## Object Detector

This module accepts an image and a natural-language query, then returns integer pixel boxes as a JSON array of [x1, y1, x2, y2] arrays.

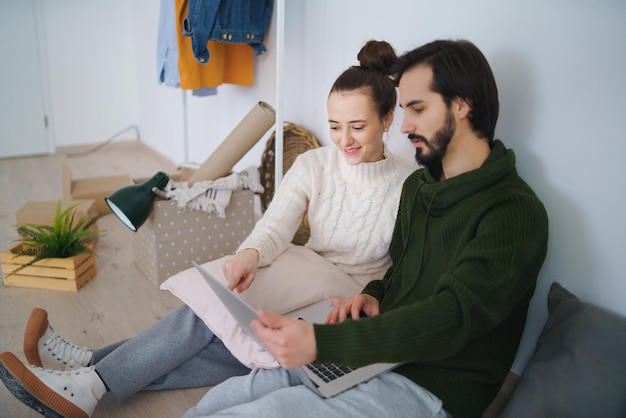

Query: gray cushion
[[499, 282, 626, 418]]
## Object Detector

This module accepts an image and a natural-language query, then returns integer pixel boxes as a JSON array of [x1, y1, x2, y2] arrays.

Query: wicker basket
[[259, 122, 321, 245]]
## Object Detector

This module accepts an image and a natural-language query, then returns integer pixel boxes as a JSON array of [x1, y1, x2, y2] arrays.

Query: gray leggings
[[93, 305, 250, 400]]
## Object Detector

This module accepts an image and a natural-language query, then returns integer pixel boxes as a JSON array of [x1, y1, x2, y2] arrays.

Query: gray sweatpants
[[182, 367, 451, 418], [93, 305, 250, 400]]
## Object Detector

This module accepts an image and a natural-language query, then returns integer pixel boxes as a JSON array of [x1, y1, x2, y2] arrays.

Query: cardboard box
[[16, 199, 100, 245], [63, 162, 132, 214], [133, 190, 255, 286], [16, 199, 97, 225]]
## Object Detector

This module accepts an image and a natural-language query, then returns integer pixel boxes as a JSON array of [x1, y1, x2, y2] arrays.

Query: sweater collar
[[417, 140, 516, 208], [336, 144, 406, 188]]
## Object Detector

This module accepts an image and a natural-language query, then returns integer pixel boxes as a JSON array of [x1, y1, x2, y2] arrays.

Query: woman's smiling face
[[327, 89, 390, 165]]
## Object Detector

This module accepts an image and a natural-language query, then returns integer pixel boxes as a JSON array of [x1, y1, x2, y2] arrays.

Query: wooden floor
[[0, 141, 210, 417]]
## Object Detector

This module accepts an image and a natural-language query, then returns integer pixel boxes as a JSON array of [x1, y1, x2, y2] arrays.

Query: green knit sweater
[[314, 140, 549, 418]]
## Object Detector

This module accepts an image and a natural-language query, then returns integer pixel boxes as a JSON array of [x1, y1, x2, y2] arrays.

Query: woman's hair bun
[[357, 40, 398, 76]]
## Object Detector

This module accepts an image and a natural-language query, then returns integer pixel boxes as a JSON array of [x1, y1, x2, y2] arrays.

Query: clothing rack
[[274, 0, 285, 188], [180, 0, 285, 191]]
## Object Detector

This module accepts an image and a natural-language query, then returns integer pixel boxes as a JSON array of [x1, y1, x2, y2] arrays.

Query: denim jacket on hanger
[[183, 0, 274, 64]]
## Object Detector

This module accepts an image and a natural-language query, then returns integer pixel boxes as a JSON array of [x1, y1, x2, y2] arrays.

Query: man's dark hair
[[394, 40, 499, 143]]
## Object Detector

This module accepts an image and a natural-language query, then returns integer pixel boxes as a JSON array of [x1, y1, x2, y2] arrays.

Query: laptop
[[192, 261, 399, 398]]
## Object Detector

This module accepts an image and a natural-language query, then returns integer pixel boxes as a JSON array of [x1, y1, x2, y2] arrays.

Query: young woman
[[0, 40, 415, 418]]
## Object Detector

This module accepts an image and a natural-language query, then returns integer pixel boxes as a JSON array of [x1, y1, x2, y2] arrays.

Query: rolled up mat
[[187, 101, 276, 184]]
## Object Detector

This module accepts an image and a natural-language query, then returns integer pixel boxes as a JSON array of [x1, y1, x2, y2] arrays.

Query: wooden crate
[[1, 245, 97, 291]]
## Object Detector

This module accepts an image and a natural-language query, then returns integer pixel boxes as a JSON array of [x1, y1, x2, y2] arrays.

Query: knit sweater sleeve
[[237, 152, 313, 266], [313, 187, 549, 368]]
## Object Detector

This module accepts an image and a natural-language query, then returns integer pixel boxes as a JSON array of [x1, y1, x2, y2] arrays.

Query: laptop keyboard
[[306, 363, 354, 382]]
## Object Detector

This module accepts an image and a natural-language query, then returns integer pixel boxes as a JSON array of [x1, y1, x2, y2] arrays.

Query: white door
[[0, 0, 53, 158]]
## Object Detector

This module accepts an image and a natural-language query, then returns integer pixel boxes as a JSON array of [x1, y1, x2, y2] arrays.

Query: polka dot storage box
[[133, 190, 255, 286]]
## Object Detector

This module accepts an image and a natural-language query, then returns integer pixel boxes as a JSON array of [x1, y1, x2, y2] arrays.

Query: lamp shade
[[105, 172, 170, 232]]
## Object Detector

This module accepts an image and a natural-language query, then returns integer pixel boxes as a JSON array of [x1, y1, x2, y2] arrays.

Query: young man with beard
[[181, 39, 549, 418]]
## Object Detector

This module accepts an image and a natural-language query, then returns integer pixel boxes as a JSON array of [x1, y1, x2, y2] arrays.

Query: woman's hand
[[325, 294, 380, 324], [222, 248, 259, 293]]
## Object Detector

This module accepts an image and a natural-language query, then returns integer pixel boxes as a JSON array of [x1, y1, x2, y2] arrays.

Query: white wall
[[130, 0, 185, 163], [35, 0, 626, 374], [42, 0, 139, 146]]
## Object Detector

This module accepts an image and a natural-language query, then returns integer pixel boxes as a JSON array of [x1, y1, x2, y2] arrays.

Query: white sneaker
[[0, 351, 106, 418], [23, 308, 93, 371]]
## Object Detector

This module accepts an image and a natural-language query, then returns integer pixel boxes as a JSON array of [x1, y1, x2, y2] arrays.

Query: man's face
[[398, 65, 455, 168]]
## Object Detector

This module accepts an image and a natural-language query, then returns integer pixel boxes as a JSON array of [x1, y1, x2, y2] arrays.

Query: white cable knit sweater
[[238, 146, 415, 287]]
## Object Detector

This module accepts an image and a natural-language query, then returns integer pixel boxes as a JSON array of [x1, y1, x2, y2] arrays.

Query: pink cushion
[[160, 245, 363, 368]]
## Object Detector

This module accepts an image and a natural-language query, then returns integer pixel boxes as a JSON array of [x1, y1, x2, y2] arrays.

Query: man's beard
[[411, 108, 456, 168]]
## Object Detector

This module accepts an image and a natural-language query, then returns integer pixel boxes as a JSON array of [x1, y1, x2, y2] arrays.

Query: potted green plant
[[1, 201, 105, 290]]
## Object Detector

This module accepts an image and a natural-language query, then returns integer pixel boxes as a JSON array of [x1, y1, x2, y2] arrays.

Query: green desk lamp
[[105, 172, 170, 232]]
